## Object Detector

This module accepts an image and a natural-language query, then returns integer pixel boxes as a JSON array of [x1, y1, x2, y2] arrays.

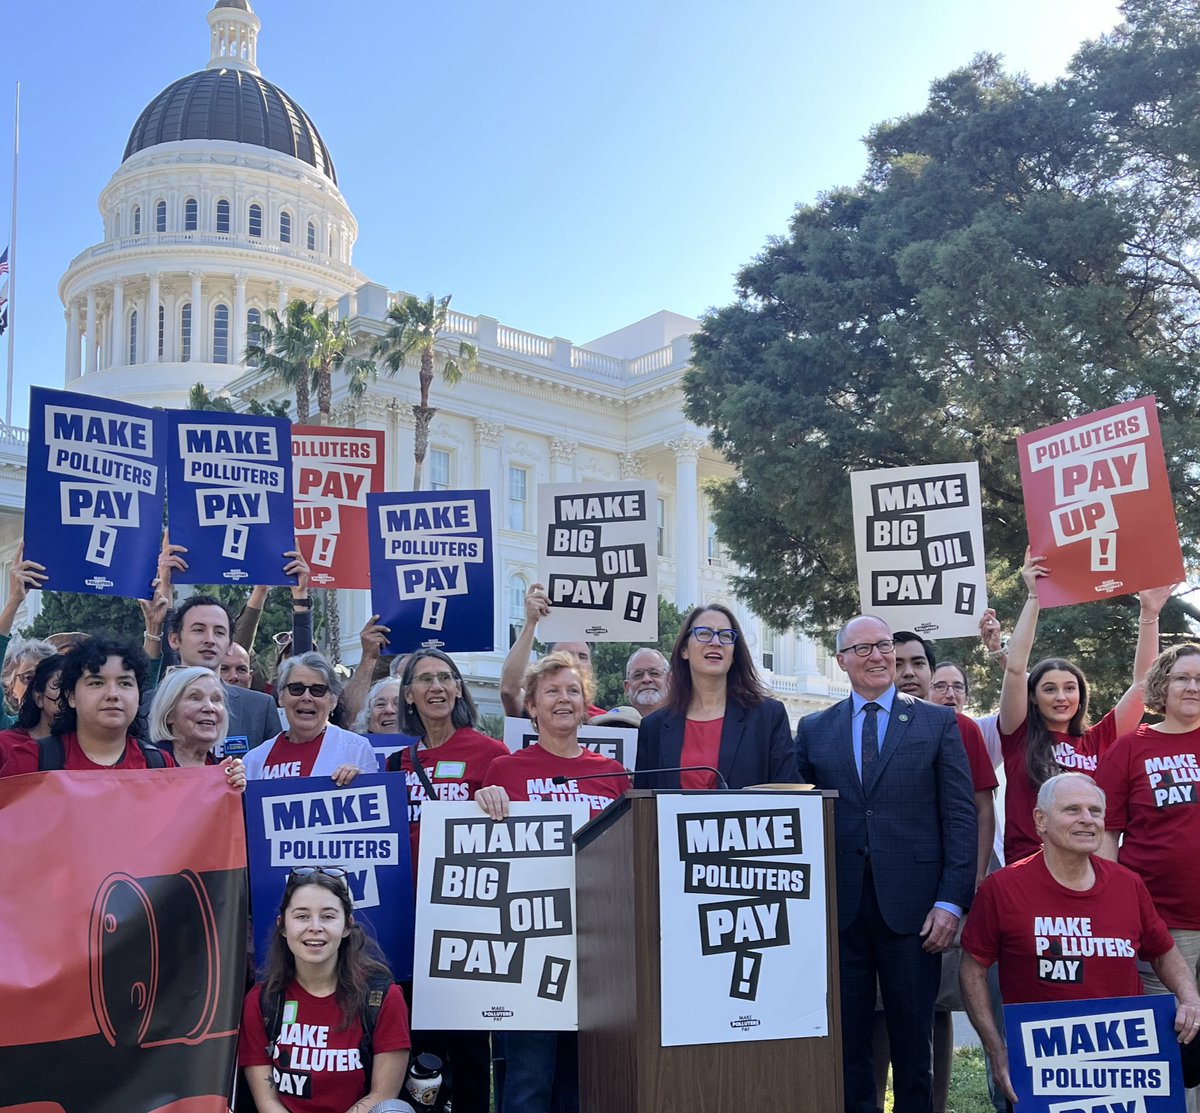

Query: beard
[[629, 686, 664, 709]]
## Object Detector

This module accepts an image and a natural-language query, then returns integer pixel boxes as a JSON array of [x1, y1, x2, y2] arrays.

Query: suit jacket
[[636, 698, 799, 789], [224, 681, 280, 748], [794, 690, 976, 935]]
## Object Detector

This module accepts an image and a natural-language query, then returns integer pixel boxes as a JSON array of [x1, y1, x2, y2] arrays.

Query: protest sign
[[850, 461, 987, 638], [24, 386, 165, 597], [536, 480, 658, 642], [502, 715, 638, 771], [0, 769, 247, 1113], [292, 425, 384, 589], [412, 800, 590, 1031], [167, 410, 295, 586], [367, 489, 494, 652], [1004, 993, 1183, 1112], [1018, 397, 1184, 606], [244, 774, 415, 979], [366, 731, 419, 772], [656, 792, 828, 1046]]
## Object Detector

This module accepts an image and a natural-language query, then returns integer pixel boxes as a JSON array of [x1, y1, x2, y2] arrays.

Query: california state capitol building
[[0, 0, 847, 721]]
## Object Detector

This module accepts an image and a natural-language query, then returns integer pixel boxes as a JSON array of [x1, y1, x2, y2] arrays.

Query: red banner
[[0, 769, 248, 1113], [292, 426, 386, 589], [1017, 396, 1184, 607]]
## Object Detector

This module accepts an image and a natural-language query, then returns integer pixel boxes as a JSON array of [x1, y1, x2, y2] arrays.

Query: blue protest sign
[[367, 490, 494, 652], [24, 387, 166, 597], [367, 732, 420, 772], [167, 411, 295, 585], [1005, 993, 1184, 1112], [245, 774, 415, 979]]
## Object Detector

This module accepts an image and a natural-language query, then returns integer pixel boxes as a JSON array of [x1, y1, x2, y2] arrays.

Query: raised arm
[[0, 543, 46, 637], [1111, 584, 1174, 734], [233, 585, 269, 650], [997, 549, 1045, 735], [499, 582, 550, 716], [338, 614, 390, 727]]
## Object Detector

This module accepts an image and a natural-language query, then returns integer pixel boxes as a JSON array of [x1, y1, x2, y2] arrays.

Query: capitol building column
[[66, 300, 81, 381], [109, 279, 125, 368], [666, 434, 706, 610], [85, 287, 97, 375]]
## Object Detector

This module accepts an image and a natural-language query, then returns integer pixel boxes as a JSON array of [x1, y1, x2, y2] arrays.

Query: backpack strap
[[409, 741, 439, 801], [136, 741, 168, 768], [35, 735, 66, 771], [358, 971, 393, 1083], [259, 984, 286, 1061]]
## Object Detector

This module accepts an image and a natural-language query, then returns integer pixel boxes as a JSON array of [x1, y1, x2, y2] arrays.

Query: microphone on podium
[[550, 765, 730, 790]]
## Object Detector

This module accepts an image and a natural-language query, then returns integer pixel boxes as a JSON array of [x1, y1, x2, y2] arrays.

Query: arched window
[[128, 309, 138, 365], [306, 221, 316, 251], [213, 304, 230, 364], [131, 205, 141, 235], [184, 197, 198, 231], [181, 303, 192, 362], [279, 211, 291, 243], [216, 199, 231, 234], [248, 203, 263, 238], [157, 304, 165, 360], [246, 307, 262, 366], [155, 200, 167, 232]]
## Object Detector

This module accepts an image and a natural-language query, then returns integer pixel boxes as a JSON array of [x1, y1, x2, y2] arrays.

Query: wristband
[[144, 631, 162, 641], [291, 596, 313, 609]]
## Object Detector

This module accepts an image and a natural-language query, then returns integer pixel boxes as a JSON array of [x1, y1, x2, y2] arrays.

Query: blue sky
[[1, 0, 1120, 425]]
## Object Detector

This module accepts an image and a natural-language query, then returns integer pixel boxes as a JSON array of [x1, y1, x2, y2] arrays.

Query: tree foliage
[[22, 593, 144, 645], [684, 1, 1200, 711], [188, 382, 290, 418]]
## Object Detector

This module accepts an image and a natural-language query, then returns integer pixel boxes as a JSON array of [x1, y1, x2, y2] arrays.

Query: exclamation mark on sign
[[624, 591, 647, 623], [422, 596, 447, 630], [537, 956, 571, 1002], [955, 582, 976, 616], [1092, 534, 1117, 573], [729, 950, 762, 1001], [312, 534, 336, 567], [223, 525, 248, 560], [87, 525, 118, 567]]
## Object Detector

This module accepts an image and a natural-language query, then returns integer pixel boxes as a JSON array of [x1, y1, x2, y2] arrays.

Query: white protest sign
[[850, 461, 987, 639], [536, 480, 658, 642], [413, 799, 590, 1031], [657, 793, 829, 1046], [501, 716, 638, 771]]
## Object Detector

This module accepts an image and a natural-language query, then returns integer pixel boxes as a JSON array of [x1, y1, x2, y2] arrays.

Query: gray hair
[[1036, 771, 1105, 813], [625, 647, 669, 679], [3, 637, 58, 693], [353, 678, 401, 734], [277, 652, 343, 700], [149, 666, 225, 742]]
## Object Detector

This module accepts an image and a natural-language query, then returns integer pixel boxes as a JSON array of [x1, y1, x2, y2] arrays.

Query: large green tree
[[685, 1, 1200, 710], [372, 294, 478, 489]]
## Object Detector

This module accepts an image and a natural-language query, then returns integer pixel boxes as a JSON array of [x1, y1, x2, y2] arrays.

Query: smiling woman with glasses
[[242, 651, 376, 786], [634, 602, 798, 791]]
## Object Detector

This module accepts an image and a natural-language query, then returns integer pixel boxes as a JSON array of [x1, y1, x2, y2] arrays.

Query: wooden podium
[[574, 789, 842, 1112]]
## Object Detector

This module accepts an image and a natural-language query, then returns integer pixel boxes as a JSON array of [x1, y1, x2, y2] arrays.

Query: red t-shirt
[[680, 718, 722, 790], [958, 713, 998, 794], [483, 744, 627, 817], [394, 727, 509, 869], [1000, 710, 1118, 862], [0, 732, 177, 776], [257, 731, 326, 780], [1095, 723, 1200, 929], [962, 852, 1172, 1005], [238, 981, 411, 1113]]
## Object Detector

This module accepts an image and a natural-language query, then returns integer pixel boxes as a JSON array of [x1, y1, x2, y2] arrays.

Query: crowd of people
[[6, 543, 1200, 1113]]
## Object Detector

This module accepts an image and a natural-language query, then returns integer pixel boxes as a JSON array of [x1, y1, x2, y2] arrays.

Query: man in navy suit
[[795, 615, 976, 1113]]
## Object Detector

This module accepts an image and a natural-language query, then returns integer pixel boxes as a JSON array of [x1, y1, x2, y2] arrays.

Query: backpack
[[35, 735, 169, 770], [260, 970, 393, 1082]]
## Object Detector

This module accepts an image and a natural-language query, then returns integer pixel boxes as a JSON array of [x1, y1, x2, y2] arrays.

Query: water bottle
[[403, 1051, 443, 1107]]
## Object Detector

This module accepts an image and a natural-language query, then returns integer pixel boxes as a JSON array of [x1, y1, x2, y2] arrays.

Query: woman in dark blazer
[[636, 603, 798, 789]]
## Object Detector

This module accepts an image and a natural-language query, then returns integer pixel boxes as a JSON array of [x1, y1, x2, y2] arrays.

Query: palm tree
[[244, 299, 375, 424], [372, 293, 477, 489]]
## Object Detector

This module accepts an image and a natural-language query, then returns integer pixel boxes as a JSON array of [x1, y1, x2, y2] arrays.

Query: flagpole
[[6, 81, 18, 428]]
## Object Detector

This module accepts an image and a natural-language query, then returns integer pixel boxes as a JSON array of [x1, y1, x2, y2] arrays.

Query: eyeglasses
[[290, 866, 347, 881], [412, 671, 455, 686], [273, 631, 293, 648], [690, 627, 739, 645], [930, 681, 966, 694], [1168, 674, 1200, 688], [284, 682, 330, 698], [840, 640, 895, 657], [629, 668, 666, 681], [370, 696, 399, 709], [14, 670, 36, 687]]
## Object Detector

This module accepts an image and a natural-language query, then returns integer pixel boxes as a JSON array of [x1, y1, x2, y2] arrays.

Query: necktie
[[861, 701, 880, 785]]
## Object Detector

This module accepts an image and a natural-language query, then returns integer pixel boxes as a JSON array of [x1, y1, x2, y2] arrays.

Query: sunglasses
[[284, 682, 330, 698], [290, 866, 347, 881]]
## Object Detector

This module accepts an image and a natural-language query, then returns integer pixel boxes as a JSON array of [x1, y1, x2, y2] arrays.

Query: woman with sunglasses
[[997, 548, 1172, 863], [635, 603, 798, 789], [243, 652, 376, 785], [239, 866, 411, 1113]]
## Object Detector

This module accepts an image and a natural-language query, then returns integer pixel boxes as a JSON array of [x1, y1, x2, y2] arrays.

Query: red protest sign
[[1017, 396, 1183, 607], [292, 426, 385, 589], [0, 768, 248, 1112]]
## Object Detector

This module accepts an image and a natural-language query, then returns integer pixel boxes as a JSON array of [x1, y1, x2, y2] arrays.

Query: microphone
[[550, 765, 730, 790]]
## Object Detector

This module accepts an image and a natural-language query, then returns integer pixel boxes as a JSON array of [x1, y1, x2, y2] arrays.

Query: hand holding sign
[[8, 542, 47, 602], [283, 549, 309, 593], [1022, 547, 1049, 601]]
